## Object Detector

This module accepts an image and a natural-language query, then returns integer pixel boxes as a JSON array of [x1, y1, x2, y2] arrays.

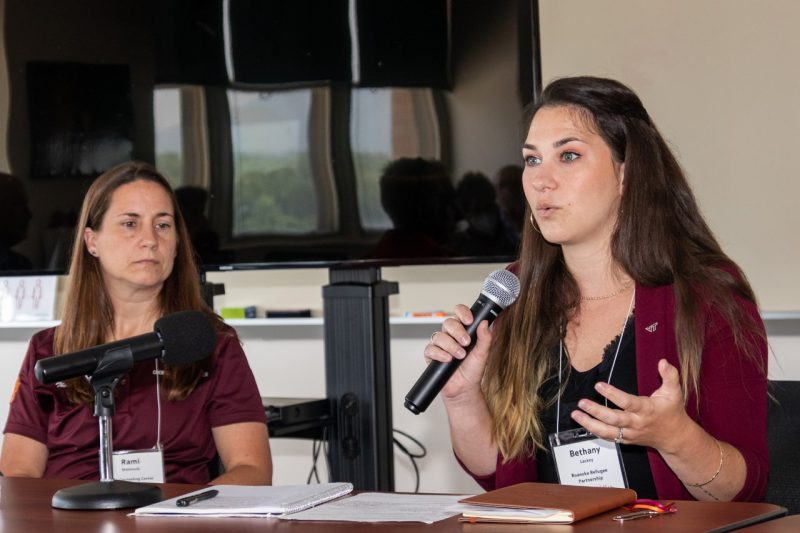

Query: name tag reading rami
[[550, 430, 627, 489], [112, 448, 165, 483]]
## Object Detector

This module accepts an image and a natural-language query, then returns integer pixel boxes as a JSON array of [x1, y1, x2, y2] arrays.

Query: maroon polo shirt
[[5, 326, 267, 483]]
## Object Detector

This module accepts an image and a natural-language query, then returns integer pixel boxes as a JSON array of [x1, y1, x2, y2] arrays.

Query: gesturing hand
[[570, 359, 690, 453]]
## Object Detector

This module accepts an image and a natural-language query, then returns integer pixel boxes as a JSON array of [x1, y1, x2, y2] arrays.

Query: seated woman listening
[[0, 161, 272, 485]]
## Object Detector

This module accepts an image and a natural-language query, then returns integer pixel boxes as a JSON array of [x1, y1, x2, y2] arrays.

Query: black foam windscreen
[[155, 311, 216, 366]]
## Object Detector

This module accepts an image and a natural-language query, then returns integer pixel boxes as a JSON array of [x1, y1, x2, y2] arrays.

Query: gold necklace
[[580, 279, 634, 301]]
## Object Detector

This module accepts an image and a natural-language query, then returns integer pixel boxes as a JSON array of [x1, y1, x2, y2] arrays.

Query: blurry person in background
[[175, 186, 224, 265], [452, 171, 516, 256], [364, 157, 459, 259], [493, 164, 526, 249]]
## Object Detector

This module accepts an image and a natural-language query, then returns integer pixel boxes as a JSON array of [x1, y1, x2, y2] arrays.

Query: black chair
[[764, 380, 800, 514], [207, 453, 224, 480]]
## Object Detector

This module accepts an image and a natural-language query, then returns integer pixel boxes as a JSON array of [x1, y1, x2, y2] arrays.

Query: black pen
[[176, 489, 219, 507]]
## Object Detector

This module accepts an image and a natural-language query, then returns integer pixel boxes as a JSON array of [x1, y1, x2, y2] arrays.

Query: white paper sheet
[[280, 492, 471, 523], [133, 483, 353, 517]]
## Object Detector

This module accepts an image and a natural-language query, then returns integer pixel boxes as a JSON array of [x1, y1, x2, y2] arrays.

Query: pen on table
[[176, 489, 219, 507]]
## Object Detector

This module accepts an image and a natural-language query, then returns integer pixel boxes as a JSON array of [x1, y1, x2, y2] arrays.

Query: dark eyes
[[120, 220, 172, 230]]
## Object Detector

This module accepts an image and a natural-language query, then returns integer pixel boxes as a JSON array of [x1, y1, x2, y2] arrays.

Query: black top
[[535, 316, 659, 499]]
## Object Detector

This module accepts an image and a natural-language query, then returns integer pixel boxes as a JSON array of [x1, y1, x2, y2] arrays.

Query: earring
[[529, 213, 541, 235], [89, 249, 97, 256]]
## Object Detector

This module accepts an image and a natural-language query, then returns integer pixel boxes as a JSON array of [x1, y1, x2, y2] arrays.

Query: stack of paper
[[133, 483, 353, 517]]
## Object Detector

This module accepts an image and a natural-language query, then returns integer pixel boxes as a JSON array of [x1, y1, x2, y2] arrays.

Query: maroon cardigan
[[462, 282, 769, 501]]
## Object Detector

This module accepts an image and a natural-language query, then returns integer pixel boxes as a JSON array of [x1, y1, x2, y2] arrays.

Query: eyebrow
[[523, 136, 585, 151], [115, 212, 174, 218]]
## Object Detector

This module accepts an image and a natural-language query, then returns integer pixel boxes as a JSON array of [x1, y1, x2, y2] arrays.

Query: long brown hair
[[484, 76, 765, 460], [54, 161, 226, 404]]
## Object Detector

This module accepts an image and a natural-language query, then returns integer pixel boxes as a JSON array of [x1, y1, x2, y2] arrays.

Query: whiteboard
[[538, 0, 800, 312]]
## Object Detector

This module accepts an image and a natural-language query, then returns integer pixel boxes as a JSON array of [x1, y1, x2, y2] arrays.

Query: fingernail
[[595, 382, 606, 392], [457, 349, 466, 358], [461, 336, 470, 345]]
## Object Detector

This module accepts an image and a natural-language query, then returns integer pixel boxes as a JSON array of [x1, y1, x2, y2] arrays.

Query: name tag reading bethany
[[549, 428, 627, 488], [112, 448, 165, 483]]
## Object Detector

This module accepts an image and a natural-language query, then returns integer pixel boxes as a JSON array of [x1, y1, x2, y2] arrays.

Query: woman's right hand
[[426, 305, 499, 476], [424, 304, 494, 402]]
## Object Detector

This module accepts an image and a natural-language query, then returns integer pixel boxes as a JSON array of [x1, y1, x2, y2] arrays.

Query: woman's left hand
[[570, 358, 689, 453]]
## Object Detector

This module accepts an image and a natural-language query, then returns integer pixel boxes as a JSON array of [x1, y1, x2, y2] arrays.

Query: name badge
[[549, 428, 628, 488], [112, 448, 165, 483]]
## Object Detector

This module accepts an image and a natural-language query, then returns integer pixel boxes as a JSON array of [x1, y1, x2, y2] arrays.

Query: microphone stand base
[[51, 480, 164, 510]]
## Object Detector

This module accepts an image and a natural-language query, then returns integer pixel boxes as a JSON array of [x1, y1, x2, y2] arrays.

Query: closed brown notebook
[[459, 482, 637, 524]]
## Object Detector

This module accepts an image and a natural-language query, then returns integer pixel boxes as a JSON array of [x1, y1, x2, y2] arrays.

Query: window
[[155, 85, 444, 245], [154, 88, 183, 188], [153, 86, 210, 190], [350, 88, 443, 231], [227, 88, 335, 236]]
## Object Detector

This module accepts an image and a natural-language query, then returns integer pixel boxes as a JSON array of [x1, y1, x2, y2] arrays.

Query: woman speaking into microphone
[[0, 161, 272, 485], [424, 77, 767, 502]]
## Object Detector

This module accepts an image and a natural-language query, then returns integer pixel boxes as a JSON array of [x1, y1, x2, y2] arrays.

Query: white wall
[[0, 264, 504, 494], [206, 266, 800, 491], [538, 0, 800, 312], [204, 264, 503, 492], [1, 264, 797, 494]]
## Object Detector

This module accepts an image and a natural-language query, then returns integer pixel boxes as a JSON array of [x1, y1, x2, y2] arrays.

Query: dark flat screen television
[[0, 0, 537, 276]]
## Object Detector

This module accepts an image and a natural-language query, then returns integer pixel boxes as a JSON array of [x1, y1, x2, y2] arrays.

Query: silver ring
[[430, 331, 438, 343], [614, 427, 624, 444]]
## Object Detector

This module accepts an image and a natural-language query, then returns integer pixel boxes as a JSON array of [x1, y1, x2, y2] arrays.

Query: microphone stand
[[51, 346, 164, 509]]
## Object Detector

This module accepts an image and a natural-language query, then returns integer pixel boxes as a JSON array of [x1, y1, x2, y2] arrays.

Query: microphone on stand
[[404, 269, 520, 414], [35, 310, 216, 384], [39, 310, 217, 510]]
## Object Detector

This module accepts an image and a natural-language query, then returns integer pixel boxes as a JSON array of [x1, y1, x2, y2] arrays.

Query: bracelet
[[687, 438, 724, 488]]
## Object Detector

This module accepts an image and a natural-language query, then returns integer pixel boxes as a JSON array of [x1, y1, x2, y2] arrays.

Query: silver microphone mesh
[[481, 269, 521, 309]]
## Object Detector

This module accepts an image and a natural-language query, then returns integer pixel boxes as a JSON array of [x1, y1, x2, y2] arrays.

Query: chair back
[[765, 380, 800, 514], [207, 453, 224, 480]]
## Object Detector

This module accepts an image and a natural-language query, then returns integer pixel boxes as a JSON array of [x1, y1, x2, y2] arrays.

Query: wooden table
[[738, 514, 800, 531], [0, 477, 787, 532]]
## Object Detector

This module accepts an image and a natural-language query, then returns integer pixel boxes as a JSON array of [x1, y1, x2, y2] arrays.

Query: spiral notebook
[[133, 483, 353, 517]]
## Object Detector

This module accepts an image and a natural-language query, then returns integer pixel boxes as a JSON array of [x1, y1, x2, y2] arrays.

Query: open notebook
[[133, 483, 353, 517]]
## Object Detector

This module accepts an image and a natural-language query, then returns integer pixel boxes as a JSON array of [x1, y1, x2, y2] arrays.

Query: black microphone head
[[155, 311, 216, 365], [481, 269, 521, 309]]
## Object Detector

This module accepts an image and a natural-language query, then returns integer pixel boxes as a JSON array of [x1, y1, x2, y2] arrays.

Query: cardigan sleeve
[[455, 449, 539, 492], [635, 282, 768, 501], [695, 299, 769, 501]]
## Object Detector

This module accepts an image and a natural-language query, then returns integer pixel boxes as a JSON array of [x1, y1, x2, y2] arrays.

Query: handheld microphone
[[404, 269, 520, 414], [34, 310, 217, 385]]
